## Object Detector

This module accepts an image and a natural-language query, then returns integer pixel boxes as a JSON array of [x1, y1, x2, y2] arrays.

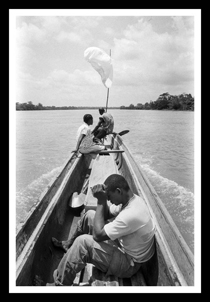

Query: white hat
[[69, 192, 86, 208]]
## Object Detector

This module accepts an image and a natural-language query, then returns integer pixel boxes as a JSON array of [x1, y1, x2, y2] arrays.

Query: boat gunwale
[[16, 152, 82, 260], [16, 152, 85, 280], [15, 134, 194, 287], [116, 135, 194, 286]]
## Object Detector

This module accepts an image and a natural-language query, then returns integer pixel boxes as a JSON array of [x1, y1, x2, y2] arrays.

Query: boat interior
[[16, 135, 193, 286]]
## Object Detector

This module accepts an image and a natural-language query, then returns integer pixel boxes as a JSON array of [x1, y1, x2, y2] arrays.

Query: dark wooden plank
[[85, 154, 119, 210], [130, 270, 147, 286], [99, 150, 124, 154]]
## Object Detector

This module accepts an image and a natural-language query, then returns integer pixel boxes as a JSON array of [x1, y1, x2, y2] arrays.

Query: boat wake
[[16, 155, 195, 252], [136, 158, 194, 253], [16, 166, 62, 232]]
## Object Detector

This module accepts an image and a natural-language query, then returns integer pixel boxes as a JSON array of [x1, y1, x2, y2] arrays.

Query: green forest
[[16, 92, 194, 111], [120, 93, 194, 111]]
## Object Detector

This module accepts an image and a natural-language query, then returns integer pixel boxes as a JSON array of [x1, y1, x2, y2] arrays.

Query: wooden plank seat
[[99, 149, 124, 155], [84, 153, 119, 211]]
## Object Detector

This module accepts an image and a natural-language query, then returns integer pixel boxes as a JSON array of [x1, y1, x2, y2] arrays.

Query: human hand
[[91, 184, 107, 202]]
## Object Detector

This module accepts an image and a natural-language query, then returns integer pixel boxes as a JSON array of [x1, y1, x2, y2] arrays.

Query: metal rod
[[105, 49, 111, 112], [105, 88, 109, 112]]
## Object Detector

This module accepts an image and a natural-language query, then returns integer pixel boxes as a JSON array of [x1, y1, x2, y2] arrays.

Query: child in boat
[[48, 174, 156, 286], [92, 108, 114, 142], [72, 114, 105, 155]]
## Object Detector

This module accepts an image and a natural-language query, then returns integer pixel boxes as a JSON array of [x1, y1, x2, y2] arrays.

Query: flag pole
[[105, 88, 109, 112], [105, 49, 111, 112]]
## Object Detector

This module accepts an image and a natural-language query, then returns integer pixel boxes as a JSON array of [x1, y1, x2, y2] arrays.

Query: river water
[[16, 109, 194, 252]]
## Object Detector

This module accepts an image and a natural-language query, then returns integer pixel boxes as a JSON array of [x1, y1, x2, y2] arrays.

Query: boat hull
[[16, 134, 194, 286]]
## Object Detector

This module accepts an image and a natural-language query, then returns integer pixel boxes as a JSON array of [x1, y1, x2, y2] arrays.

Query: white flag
[[84, 47, 113, 88]]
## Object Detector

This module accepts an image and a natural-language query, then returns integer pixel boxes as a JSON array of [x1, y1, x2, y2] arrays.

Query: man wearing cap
[[92, 108, 114, 141]]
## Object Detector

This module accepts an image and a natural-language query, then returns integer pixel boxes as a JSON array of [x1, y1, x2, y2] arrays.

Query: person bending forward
[[48, 174, 156, 286]]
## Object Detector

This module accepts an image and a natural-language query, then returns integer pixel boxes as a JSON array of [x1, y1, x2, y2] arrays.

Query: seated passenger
[[72, 114, 105, 155]]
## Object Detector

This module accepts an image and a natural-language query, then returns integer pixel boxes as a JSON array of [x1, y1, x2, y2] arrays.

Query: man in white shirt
[[47, 174, 156, 286], [73, 114, 93, 152], [72, 114, 105, 154]]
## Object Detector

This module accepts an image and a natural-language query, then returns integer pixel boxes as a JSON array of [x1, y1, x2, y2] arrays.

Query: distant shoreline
[[16, 107, 194, 111], [15, 92, 194, 111]]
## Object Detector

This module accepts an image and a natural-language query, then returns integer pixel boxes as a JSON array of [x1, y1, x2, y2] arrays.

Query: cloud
[[70, 16, 102, 29], [16, 22, 46, 46], [55, 31, 82, 43], [46, 69, 101, 86], [39, 16, 62, 34], [111, 17, 194, 91], [16, 16, 94, 47], [16, 65, 107, 106], [16, 44, 38, 75], [55, 28, 93, 46], [171, 16, 194, 35], [14, 16, 195, 106], [95, 40, 112, 53], [104, 27, 115, 35], [54, 16, 102, 45]]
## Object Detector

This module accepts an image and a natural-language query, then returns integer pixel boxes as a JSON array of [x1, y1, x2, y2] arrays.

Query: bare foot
[[51, 237, 68, 252]]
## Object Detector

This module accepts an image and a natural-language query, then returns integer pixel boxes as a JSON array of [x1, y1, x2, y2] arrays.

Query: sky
[[11, 9, 200, 108]]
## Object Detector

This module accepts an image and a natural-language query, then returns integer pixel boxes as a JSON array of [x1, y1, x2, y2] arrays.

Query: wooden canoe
[[16, 133, 194, 286]]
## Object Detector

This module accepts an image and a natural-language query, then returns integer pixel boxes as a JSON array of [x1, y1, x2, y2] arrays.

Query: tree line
[[120, 93, 194, 111], [16, 101, 79, 111], [16, 93, 194, 111], [16, 101, 119, 111]]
